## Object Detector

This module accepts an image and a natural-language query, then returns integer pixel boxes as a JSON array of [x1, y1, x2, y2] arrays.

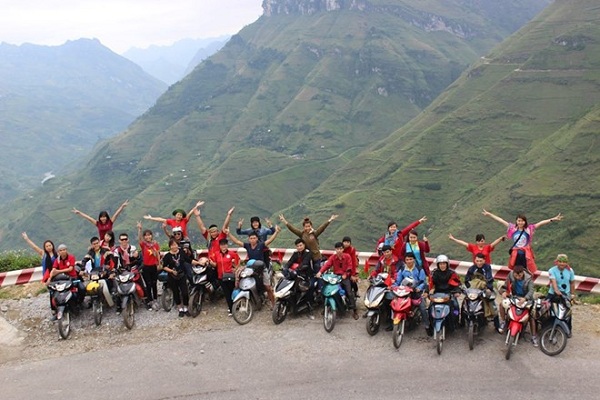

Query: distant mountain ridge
[[0, 39, 167, 202]]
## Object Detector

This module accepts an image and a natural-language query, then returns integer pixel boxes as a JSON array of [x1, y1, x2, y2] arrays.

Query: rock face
[[262, 0, 367, 16]]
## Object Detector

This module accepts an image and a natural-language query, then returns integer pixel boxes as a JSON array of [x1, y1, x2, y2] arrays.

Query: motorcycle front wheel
[[468, 321, 475, 351], [161, 286, 173, 312], [232, 297, 253, 325], [323, 303, 336, 333], [436, 327, 444, 355], [188, 290, 203, 318], [366, 312, 380, 336], [272, 300, 287, 324], [58, 310, 71, 339], [93, 298, 102, 326], [540, 325, 568, 356], [392, 320, 405, 349], [505, 334, 516, 360], [123, 300, 135, 330]]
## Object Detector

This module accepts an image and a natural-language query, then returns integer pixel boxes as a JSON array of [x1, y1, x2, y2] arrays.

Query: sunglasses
[[119, 238, 128, 241]]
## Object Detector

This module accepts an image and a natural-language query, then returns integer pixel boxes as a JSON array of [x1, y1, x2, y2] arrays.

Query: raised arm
[[534, 213, 563, 228], [193, 208, 207, 235], [314, 214, 338, 237], [265, 225, 282, 246], [21, 232, 43, 256], [490, 235, 506, 249], [136, 221, 143, 244], [481, 209, 509, 227], [72, 208, 97, 225], [186, 200, 204, 222], [143, 214, 167, 223], [448, 233, 468, 248], [279, 214, 302, 237], [398, 216, 426, 238], [112, 200, 129, 223], [226, 228, 244, 247], [222, 207, 235, 232]]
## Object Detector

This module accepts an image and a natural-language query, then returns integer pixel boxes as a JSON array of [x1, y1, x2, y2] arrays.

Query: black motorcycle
[[48, 273, 82, 339], [272, 266, 314, 324], [188, 261, 212, 318]]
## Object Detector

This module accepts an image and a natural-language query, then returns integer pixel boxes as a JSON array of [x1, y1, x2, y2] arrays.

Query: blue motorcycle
[[321, 273, 349, 333]]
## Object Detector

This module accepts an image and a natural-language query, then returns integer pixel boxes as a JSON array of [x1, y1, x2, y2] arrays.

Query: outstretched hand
[[419, 216, 427, 223]]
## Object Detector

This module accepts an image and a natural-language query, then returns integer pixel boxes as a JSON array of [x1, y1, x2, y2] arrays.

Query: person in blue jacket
[[394, 252, 429, 331]]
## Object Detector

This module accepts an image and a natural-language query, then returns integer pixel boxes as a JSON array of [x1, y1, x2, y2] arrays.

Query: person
[[21, 232, 57, 278], [137, 222, 161, 311], [482, 209, 563, 273], [144, 201, 203, 239], [72, 200, 129, 238], [376, 216, 427, 258], [448, 233, 505, 264], [81, 236, 110, 271], [394, 252, 429, 331], [464, 253, 498, 327], [398, 230, 431, 276], [283, 238, 316, 319], [209, 238, 241, 316], [426, 254, 461, 335], [44, 244, 86, 306], [227, 226, 282, 307], [100, 230, 116, 251], [498, 264, 537, 346], [370, 245, 400, 286], [236, 216, 276, 242], [316, 242, 359, 320], [108, 233, 144, 311], [547, 253, 575, 334], [161, 238, 190, 317], [194, 205, 234, 254], [342, 236, 360, 297], [279, 213, 338, 273]]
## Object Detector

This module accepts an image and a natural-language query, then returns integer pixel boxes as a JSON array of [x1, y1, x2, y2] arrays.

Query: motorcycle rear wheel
[[188, 290, 203, 318], [392, 320, 405, 349], [272, 301, 287, 324], [93, 298, 102, 326], [58, 311, 71, 340], [323, 303, 336, 333], [123, 300, 135, 330], [468, 321, 475, 351], [540, 325, 567, 356], [366, 312, 380, 336], [505, 334, 516, 360], [161, 287, 174, 312], [232, 297, 254, 325]]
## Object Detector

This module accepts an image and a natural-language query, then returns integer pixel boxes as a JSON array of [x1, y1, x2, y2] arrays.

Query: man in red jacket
[[316, 242, 359, 319]]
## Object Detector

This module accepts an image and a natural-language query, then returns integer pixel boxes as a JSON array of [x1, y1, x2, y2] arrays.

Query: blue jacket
[[464, 263, 494, 291], [394, 265, 427, 292], [236, 226, 276, 242]]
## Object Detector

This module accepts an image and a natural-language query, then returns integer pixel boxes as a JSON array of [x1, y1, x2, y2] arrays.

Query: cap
[[172, 226, 183, 234], [172, 208, 187, 218], [57, 244, 67, 250], [250, 216, 260, 223], [556, 254, 569, 263]]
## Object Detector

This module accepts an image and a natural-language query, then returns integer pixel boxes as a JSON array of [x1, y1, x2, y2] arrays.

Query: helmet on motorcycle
[[246, 259, 256, 267], [198, 257, 209, 266], [86, 281, 100, 294]]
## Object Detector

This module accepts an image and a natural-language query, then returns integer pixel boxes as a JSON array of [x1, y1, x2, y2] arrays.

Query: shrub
[[0, 250, 41, 273]]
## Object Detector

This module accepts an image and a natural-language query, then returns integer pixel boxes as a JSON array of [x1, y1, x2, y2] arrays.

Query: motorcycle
[[390, 279, 423, 349], [535, 295, 572, 356], [429, 292, 458, 355], [232, 260, 267, 325], [272, 267, 313, 324], [504, 296, 533, 360], [85, 266, 114, 326], [321, 273, 349, 333], [188, 261, 213, 318], [363, 272, 390, 336], [158, 270, 174, 311], [48, 273, 82, 339], [115, 265, 144, 329], [461, 288, 493, 350]]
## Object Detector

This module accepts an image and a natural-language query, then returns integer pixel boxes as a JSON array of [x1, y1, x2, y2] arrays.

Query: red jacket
[[376, 219, 421, 258], [319, 253, 353, 276], [44, 254, 77, 282], [343, 246, 358, 276]]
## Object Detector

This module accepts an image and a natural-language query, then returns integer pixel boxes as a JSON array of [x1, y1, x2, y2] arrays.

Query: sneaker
[[353, 310, 360, 320], [178, 310, 185, 318], [307, 312, 315, 320], [49, 315, 57, 322], [531, 335, 539, 347], [498, 321, 506, 334], [147, 303, 153, 311], [385, 325, 393, 332], [426, 326, 433, 337], [228, 309, 233, 317]]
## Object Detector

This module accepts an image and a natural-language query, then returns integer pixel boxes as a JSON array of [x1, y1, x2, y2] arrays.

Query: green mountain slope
[[293, 0, 600, 277], [0, 0, 548, 257]]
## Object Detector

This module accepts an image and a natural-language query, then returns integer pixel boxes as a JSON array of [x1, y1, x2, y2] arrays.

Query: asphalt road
[[1, 309, 599, 400]]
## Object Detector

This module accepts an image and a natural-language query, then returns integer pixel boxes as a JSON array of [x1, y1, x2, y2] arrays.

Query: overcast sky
[[0, 0, 264, 54]]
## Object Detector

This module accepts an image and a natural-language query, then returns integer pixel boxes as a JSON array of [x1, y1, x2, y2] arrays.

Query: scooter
[[321, 273, 349, 333], [115, 265, 144, 329], [188, 261, 213, 318], [429, 292, 458, 355], [158, 271, 174, 311], [364, 272, 390, 336], [232, 260, 266, 325], [48, 273, 81, 339], [85, 266, 114, 326], [504, 296, 533, 360], [390, 279, 423, 349], [461, 288, 493, 350], [535, 294, 572, 356], [272, 267, 314, 324]]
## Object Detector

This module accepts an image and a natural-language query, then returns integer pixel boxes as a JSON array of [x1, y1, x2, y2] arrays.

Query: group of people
[[20, 200, 574, 345]]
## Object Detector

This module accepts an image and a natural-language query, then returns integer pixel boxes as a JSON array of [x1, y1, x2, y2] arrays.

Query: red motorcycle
[[504, 296, 533, 360], [390, 280, 423, 349]]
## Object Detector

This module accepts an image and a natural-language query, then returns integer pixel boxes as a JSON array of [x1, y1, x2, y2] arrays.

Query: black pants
[[220, 279, 235, 312], [142, 265, 158, 301], [341, 277, 356, 310], [168, 274, 189, 307]]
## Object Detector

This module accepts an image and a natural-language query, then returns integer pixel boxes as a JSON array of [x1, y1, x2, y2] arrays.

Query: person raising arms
[[72, 200, 129, 238], [21, 232, 57, 277], [482, 209, 563, 273], [376, 216, 427, 258], [143, 201, 204, 239], [448, 233, 505, 264]]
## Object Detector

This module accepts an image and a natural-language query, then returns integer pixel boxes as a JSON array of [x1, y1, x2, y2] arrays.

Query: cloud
[[0, 0, 263, 53]]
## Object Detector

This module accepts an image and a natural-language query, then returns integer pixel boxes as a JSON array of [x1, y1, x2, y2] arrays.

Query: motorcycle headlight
[[55, 283, 66, 291], [118, 274, 129, 283], [467, 292, 479, 300], [91, 274, 100, 280], [240, 268, 253, 278]]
